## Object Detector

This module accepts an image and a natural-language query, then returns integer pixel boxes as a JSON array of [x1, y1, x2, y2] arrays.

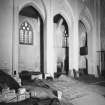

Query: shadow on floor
[[75, 74, 105, 86]]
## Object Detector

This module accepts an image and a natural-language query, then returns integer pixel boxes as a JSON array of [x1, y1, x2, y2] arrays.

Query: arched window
[[19, 21, 33, 45]]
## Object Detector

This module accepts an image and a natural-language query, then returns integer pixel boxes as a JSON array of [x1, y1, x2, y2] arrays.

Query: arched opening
[[53, 14, 69, 76], [18, 6, 44, 74], [79, 20, 88, 76]]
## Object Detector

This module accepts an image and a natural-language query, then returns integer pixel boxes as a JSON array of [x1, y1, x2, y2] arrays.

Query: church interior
[[0, 0, 105, 105]]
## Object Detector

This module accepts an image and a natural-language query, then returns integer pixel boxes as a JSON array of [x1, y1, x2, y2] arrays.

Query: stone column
[[69, 33, 74, 76], [72, 16, 79, 77], [12, 0, 19, 77], [44, 0, 56, 77]]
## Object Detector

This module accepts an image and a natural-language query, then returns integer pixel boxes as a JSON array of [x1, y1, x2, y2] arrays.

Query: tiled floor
[[46, 75, 105, 105]]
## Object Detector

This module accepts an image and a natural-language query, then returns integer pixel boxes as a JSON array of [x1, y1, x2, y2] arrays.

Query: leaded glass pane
[[19, 21, 33, 45]]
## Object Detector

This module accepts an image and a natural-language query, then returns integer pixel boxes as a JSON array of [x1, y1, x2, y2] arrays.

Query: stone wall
[[0, 0, 13, 74], [0, 0, 101, 77], [18, 15, 40, 73], [101, 0, 105, 50]]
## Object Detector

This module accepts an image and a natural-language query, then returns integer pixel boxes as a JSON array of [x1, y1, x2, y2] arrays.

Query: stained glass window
[[19, 21, 33, 45]]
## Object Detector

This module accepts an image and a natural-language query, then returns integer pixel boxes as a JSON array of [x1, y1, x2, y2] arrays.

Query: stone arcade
[[0, 0, 104, 78]]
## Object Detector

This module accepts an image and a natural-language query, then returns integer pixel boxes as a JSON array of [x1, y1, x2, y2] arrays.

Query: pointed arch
[[18, 1, 45, 22], [79, 6, 94, 33], [53, 0, 74, 36], [79, 6, 94, 75], [18, 3, 44, 74]]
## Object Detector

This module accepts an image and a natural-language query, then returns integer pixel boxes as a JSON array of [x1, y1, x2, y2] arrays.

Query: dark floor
[[75, 74, 105, 85], [96, 82, 105, 87]]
